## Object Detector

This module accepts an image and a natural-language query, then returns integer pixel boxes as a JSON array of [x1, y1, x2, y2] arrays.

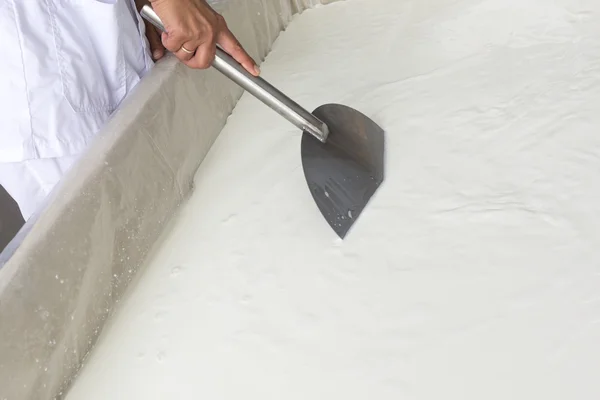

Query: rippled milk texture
[[67, 0, 600, 398]]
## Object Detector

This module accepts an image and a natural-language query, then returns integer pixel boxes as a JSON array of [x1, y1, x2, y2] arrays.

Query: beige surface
[[0, 1, 336, 398]]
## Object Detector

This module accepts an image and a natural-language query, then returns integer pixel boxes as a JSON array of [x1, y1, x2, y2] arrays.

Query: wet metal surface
[[301, 104, 385, 239]]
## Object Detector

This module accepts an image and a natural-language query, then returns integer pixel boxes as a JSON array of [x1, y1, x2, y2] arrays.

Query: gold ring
[[180, 45, 194, 54]]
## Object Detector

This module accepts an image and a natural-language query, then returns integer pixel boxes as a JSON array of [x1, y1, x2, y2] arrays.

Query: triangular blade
[[301, 104, 385, 239]]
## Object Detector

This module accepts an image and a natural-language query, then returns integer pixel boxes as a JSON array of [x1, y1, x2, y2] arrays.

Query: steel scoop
[[142, 5, 385, 238]]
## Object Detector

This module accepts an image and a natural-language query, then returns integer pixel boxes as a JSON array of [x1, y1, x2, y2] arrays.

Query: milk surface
[[67, 0, 600, 398]]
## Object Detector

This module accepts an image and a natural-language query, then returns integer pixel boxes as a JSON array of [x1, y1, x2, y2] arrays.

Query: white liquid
[[67, 0, 600, 398]]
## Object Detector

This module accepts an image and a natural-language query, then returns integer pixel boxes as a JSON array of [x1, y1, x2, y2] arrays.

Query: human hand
[[148, 0, 259, 75]]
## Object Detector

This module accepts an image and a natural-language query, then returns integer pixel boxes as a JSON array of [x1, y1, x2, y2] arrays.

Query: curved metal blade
[[301, 104, 385, 239]]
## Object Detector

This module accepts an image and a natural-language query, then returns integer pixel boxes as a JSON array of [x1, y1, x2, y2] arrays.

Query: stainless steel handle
[[140, 5, 329, 142]]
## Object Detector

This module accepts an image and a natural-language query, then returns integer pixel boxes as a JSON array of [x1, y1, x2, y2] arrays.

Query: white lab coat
[[0, 0, 152, 220]]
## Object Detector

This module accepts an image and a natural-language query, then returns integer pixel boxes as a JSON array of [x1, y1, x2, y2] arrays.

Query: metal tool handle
[[140, 5, 329, 142]]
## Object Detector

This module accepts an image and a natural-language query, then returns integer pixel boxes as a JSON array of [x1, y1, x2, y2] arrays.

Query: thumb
[[217, 29, 259, 76], [144, 21, 166, 61]]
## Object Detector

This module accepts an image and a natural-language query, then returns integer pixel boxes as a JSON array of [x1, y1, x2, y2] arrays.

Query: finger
[[144, 23, 165, 61], [185, 41, 216, 70], [161, 30, 196, 62], [161, 31, 188, 58], [217, 26, 259, 76], [177, 41, 199, 62]]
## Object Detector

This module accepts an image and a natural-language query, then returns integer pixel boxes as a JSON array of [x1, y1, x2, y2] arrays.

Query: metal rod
[[140, 5, 329, 142]]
